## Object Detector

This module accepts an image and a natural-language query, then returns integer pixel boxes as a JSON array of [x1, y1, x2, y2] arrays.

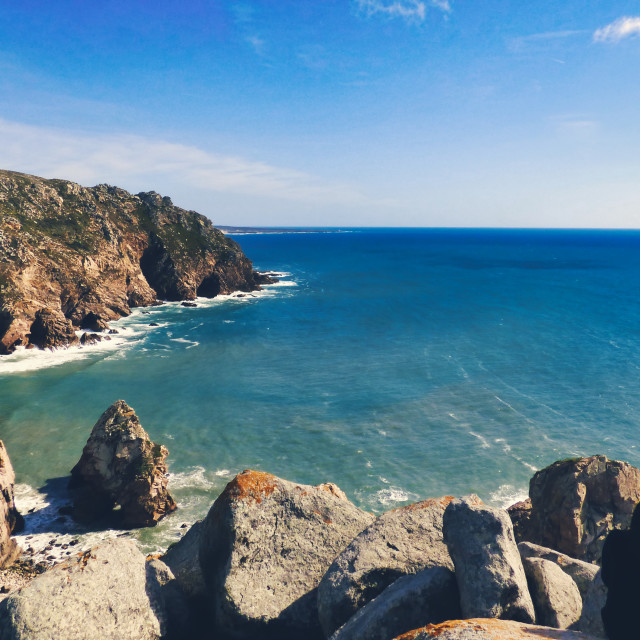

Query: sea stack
[[69, 400, 176, 527]]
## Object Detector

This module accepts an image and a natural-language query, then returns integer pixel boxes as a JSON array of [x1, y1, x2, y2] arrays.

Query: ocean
[[2, 228, 640, 560]]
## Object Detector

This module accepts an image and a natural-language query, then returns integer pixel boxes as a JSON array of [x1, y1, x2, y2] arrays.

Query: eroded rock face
[[0, 540, 169, 640], [0, 442, 20, 569], [443, 498, 535, 624], [318, 496, 460, 637], [393, 618, 604, 639], [522, 557, 582, 629], [329, 567, 460, 640], [524, 456, 640, 563], [199, 470, 375, 639], [0, 170, 268, 354], [69, 400, 176, 527]]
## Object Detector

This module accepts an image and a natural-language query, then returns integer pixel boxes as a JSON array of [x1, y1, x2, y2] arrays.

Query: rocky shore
[[0, 170, 274, 354], [0, 402, 634, 638]]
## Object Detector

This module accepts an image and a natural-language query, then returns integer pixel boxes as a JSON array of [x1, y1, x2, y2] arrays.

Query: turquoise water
[[2, 228, 640, 556]]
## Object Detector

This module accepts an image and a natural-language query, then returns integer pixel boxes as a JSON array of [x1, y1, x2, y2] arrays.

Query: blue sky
[[1, 1, 640, 227]]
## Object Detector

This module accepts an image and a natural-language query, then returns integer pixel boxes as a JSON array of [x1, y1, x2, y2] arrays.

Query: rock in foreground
[[394, 618, 604, 639], [330, 567, 460, 640], [69, 400, 176, 527], [0, 540, 169, 640], [199, 470, 375, 639], [318, 496, 459, 637], [0, 443, 20, 569], [443, 498, 535, 623]]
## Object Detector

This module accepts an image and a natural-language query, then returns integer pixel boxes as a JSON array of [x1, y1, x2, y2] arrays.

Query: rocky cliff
[[0, 169, 270, 354]]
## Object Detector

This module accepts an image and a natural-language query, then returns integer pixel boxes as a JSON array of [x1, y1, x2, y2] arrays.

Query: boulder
[[79, 332, 105, 345], [518, 542, 599, 598], [330, 566, 460, 640], [392, 618, 604, 639], [442, 497, 535, 623], [507, 498, 533, 542], [27, 308, 78, 350], [575, 570, 606, 638], [318, 496, 461, 637], [0, 540, 169, 639], [199, 470, 375, 639], [0, 443, 20, 568], [162, 519, 207, 600], [524, 456, 640, 563], [522, 557, 582, 629], [69, 400, 177, 527]]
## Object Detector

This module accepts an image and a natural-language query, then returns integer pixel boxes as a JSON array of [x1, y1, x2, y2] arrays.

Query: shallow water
[[2, 228, 640, 558]]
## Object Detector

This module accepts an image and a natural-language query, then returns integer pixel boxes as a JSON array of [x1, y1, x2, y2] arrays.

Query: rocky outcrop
[[0, 170, 271, 354], [0, 443, 20, 569], [443, 498, 535, 623], [393, 618, 604, 639], [329, 567, 460, 640], [522, 557, 582, 629], [69, 400, 176, 527], [198, 470, 375, 639], [576, 570, 606, 637], [519, 456, 640, 563], [162, 520, 206, 600], [0, 540, 170, 640], [318, 496, 460, 637]]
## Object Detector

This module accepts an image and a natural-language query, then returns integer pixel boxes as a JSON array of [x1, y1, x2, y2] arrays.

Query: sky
[[1, 1, 640, 228]]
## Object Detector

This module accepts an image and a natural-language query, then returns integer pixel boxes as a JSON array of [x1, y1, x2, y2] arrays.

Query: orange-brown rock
[[394, 618, 603, 639], [0, 169, 270, 353], [519, 455, 640, 563], [0, 441, 21, 568]]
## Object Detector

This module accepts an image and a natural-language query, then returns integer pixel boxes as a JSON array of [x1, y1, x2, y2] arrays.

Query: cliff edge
[[0, 169, 269, 353]]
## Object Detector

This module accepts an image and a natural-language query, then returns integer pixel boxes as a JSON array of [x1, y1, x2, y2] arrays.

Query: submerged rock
[[0, 540, 170, 639], [523, 456, 640, 563], [199, 469, 375, 639], [318, 496, 460, 637], [69, 400, 176, 527], [393, 618, 604, 639], [0, 443, 21, 569], [443, 497, 535, 623]]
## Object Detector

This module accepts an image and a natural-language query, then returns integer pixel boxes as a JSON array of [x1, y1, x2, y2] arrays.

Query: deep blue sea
[[2, 228, 640, 558]]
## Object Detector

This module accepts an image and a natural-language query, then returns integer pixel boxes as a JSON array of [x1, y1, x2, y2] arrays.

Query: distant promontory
[[0, 170, 272, 354]]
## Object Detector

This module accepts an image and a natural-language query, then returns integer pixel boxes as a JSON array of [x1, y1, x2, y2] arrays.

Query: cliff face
[[0, 170, 267, 354]]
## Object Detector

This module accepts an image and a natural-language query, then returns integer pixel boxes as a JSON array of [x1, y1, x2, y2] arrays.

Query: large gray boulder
[[575, 570, 607, 638], [330, 566, 460, 640], [0, 540, 169, 639], [162, 519, 206, 600], [199, 470, 375, 639], [0, 442, 20, 569], [443, 497, 535, 623], [318, 496, 463, 637], [391, 618, 604, 639], [522, 557, 582, 629], [522, 456, 640, 563], [518, 542, 599, 599], [69, 400, 177, 527]]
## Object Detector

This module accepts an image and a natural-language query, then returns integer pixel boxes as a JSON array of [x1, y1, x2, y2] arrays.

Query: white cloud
[[355, 0, 450, 23], [594, 16, 640, 43], [0, 118, 369, 208]]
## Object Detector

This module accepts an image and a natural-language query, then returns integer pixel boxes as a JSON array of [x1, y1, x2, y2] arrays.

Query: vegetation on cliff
[[0, 169, 269, 354]]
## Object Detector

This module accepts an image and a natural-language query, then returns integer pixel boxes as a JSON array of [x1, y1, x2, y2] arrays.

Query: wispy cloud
[[0, 119, 369, 208], [354, 0, 450, 23], [508, 30, 587, 54], [593, 16, 640, 43]]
